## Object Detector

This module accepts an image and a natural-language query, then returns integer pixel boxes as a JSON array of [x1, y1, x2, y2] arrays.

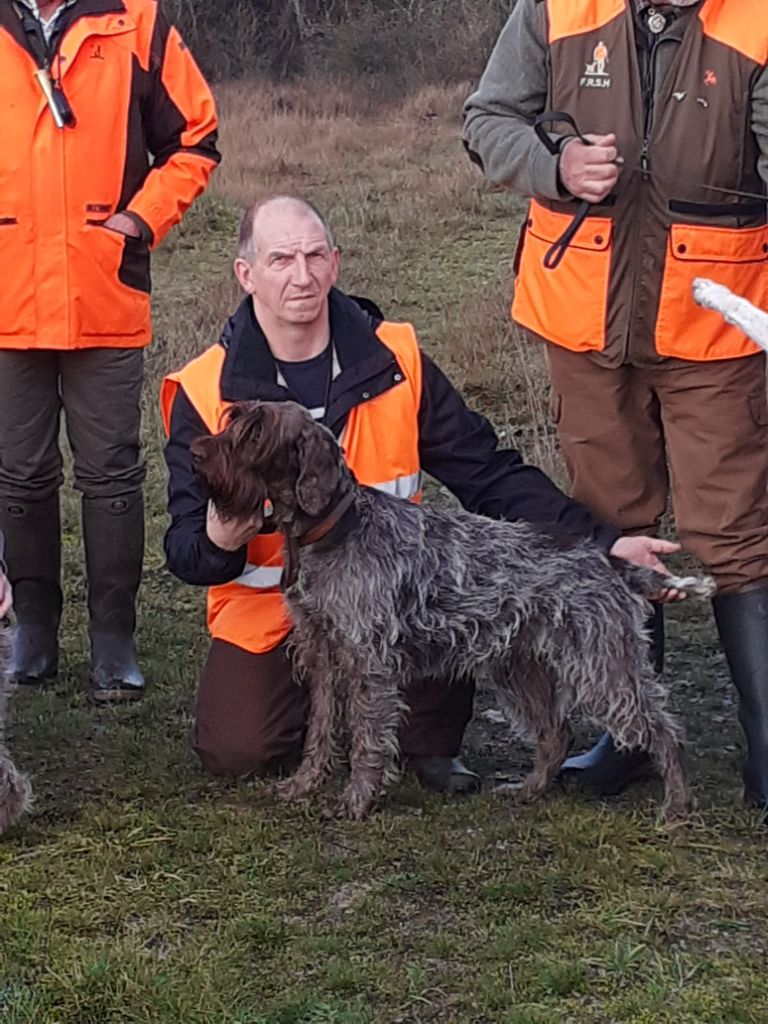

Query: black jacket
[[164, 289, 619, 585]]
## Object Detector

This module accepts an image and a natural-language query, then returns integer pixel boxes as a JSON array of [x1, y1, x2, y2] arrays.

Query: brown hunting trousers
[[193, 638, 475, 779], [546, 346, 768, 593]]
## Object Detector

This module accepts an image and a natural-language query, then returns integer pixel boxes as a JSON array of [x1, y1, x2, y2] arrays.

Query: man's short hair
[[237, 195, 335, 260]]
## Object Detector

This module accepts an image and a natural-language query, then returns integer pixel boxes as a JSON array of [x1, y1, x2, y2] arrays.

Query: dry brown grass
[[214, 79, 489, 225]]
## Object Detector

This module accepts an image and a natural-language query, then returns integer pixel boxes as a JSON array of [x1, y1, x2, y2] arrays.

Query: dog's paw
[[273, 774, 317, 803], [338, 786, 376, 821], [659, 795, 695, 826], [491, 780, 526, 801]]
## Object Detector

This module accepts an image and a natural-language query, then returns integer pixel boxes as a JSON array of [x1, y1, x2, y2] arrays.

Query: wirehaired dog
[[192, 401, 714, 822], [0, 542, 32, 834], [693, 278, 768, 351]]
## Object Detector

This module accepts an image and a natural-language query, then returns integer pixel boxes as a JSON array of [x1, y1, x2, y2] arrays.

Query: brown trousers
[[546, 346, 768, 592], [193, 639, 476, 779], [0, 349, 145, 501]]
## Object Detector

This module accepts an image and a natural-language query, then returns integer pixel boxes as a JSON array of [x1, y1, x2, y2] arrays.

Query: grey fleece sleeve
[[752, 64, 768, 186], [462, 0, 565, 200]]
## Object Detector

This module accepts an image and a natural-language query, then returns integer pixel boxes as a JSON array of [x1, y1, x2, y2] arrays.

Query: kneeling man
[[161, 196, 675, 793]]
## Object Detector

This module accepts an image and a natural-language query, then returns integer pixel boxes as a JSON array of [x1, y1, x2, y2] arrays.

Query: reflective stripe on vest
[[161, 319, 423, 649]]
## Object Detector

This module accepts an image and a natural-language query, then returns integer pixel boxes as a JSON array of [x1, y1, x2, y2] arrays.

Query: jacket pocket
[[0, 217, 35, 338], [73, 226, 150, 339], [656, 223, 768, 360], [511, 199, 613, 353]]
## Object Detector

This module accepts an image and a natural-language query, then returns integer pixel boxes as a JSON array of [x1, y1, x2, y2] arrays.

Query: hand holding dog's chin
[[0, 575, 12, 618], [610, 536, 686, 603], [205, 500, 261, 552]]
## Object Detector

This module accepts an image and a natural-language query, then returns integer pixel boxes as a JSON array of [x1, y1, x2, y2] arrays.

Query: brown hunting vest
[[512, 0, 768, 363]]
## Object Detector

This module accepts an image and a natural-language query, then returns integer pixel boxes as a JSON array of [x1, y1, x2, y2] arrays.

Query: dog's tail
[[615, 560, 716, 601], [692, 277, 768, 353]]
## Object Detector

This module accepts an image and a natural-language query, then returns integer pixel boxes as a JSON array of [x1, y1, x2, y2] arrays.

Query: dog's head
[[191, 400, 346, 534]]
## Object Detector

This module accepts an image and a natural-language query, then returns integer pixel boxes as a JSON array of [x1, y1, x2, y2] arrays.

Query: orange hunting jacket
[[0, 0, 220, 350]]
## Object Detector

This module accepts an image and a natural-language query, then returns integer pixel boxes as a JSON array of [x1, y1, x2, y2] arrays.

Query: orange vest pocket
[[656, 223, 767, 360], [512, 200, 613, 352]]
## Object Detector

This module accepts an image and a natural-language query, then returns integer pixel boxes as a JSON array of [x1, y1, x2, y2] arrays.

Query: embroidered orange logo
[[703, 69, 717, 87], [580, 41, 611, 88]]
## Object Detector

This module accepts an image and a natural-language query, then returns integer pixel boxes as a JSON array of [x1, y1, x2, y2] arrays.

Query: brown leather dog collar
[[298, 490, 356, 548]]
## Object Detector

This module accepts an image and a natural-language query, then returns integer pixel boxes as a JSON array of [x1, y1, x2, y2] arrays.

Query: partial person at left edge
[[0, 0, 220, 701]]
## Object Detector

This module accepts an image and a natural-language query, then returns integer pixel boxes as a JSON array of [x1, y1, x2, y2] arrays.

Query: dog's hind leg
[[515, 716, 572, 803], [492, 656, 572, 803], [339, 673, 405, 821], [576, 634, 692, 822], [645, 702, 692, 823]]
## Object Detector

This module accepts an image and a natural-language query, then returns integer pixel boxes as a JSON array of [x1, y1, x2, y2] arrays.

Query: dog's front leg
[[276, 641, 340, 803], [339, 673, 404, 821]]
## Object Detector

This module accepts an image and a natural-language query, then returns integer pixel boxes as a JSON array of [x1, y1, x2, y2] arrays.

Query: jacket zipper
[[641, 33, 661, 178], [623, 24, 660, 363]]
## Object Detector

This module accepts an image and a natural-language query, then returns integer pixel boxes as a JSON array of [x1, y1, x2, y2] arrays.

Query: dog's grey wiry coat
[[0, 622, 32, 835]]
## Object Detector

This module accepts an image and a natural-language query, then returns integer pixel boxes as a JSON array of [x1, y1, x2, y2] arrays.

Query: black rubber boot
[[712, 583, 768, 812], [557, 604, 663, 796], [410, 756, 482, 796], [82, 492, 145, 703], [0, 496, 62, 686]]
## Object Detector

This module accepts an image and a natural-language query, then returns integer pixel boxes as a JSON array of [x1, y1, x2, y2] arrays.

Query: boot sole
[[557, 761, 657, 798], [89, 687, 144, 705], [9, 674, 58, 690]]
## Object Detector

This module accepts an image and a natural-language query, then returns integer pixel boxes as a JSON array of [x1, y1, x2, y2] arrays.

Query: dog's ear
[[295, 420, 343, 517], [190, 432, 267, 519], [190, 433, 231, 498]]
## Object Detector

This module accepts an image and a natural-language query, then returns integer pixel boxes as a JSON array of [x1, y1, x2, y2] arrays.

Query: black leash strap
[[532, 111, 595, 270], [542, 198, 591, 270]]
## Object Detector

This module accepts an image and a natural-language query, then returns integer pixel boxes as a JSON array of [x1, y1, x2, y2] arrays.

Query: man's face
[[235, 208, 340, 327]]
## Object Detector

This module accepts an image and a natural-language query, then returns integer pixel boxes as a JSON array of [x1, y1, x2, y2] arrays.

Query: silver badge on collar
[[647, 9, 667, 34]]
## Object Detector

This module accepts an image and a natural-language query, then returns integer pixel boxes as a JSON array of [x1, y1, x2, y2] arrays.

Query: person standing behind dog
[[0, 0, 220, 702], [463, 0, 768, 810], [160, 195, 679, 795]]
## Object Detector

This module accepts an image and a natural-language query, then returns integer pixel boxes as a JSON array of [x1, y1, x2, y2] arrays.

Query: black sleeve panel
[[417, 353, 620, 551]]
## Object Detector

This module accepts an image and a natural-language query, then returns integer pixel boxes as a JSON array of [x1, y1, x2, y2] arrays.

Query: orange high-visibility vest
[[161, 321, 423, 653], [512, 0, 768, 362]]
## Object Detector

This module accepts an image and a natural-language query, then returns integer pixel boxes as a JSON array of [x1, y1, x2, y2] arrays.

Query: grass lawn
[[1, 82, 766, 1024]]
